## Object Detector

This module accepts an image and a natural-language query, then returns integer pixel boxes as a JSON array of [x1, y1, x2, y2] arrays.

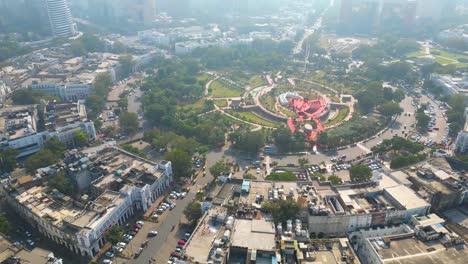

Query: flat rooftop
[[0, 105, 37, 139], [231, 219, 276, 252], [184, 207, 227, 263], [372, 237, 468, 264], [384, 185, 430, 210]]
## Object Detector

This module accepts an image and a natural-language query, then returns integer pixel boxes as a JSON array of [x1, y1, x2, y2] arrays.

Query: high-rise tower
[[46, 0, 78, 37]]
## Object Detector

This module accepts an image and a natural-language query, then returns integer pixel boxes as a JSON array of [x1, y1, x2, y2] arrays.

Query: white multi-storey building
[[46, 0, 78, 38], [2, 147, 173, 257]]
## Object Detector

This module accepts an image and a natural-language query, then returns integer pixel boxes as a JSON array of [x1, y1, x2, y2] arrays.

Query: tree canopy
[[261, 199, 300, 224], [184, 201, 203, 223], [24, 138, 66, 173], [349, 164, 372, 183], [104, 225, 123, 244], [119, 111, 139, 135], [164, 149, 192, 178], [0, 148, 18, 173]]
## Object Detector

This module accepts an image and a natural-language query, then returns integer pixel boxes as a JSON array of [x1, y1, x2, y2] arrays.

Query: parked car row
[[103, 220, 145, 263], [168, 232, 191, 263]]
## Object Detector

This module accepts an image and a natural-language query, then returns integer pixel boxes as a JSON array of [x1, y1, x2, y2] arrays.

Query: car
[[129, 231, 137, 236], [148, 231, 158, 237], [102, 259, 113, 264], [105, 251, 115, 258], [175, 247, 182, 253], [25, 231, 31, 237], [136, 220, 144, 226], [256, 168, 261, 174], [117, 242, 127, 248], [151, 214, 159, 221], [180, 192, 187, 198], [112, 246, 123, 253], [157, 208, 164, 214], [134, 223, 142, 229], [26, 239, 34, 247], [169, 194, 176, 199], [134, 247, 144, 258], [171, 251, 181, 258], [177, 239, 186, 245], [170, 203, 176, 210]]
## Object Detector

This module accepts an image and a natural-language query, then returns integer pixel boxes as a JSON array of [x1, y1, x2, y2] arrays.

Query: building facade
[[46, 0, 78, 37]]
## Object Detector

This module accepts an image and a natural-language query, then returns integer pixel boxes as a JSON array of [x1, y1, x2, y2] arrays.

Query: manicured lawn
[[435, 56, 455, 65], [456, 63, 468, 69], [248, 75, 266, 88], [405, 50, 426, 58], [210, 80, 243, 98], [179, 98, 205, 111], [214, 100, 228, 108], [325, 107, 350, 127], [431, 48, 468, 61], [227, 110, 280, 128], [196, 73, 211, 83]]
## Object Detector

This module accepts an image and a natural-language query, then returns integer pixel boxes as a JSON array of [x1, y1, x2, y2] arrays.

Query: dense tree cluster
[[443, 94, 467, 138], [209, 159, 230, 178], [0, 149, 18, 173], [191, 39, 294, 72], [0, 40, 30, 62], [85, 73, 113, 119], [229, 129, 266, 154], [48, 171, 75, 196], [11, 89, 58, 105], [349, 164, 372, 183], [272, 128, 307, 153], [164, 149, 193, 178], [390, 153, 427, 169], [119, 112, 139, 135], [70, 34, 105, 56], [355, 82, 404, 114], [372, 136, 424, 154], [261, 199, 300, 224], [25, 138, 66, 173]]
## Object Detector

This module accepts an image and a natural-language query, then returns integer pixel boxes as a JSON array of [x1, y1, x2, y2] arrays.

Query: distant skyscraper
[[46, 0, 78, 37]]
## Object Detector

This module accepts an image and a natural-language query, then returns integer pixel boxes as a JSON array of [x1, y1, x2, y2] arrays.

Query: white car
[[180, 192, 187, 198], [103, 259, 113, 264], [148, 230, 158, 237], [117, 242, 127, 248], [136, 221, 144, 226]]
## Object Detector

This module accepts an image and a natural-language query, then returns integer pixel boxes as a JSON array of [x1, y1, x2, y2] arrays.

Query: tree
[[378, 101, 403, 118], [261, 199, 300, 224], [0, 148, 18, 173], [119, 111, 139, 135], [316, 132, 328, 147], [73, 130, 89, 148], [184, 201, 202, 223], [328, 175, 343, 185], [349, 164, 372, 182], [231, 130, 265, 154], [104, 226, 124, 244], [265, 172, 297, 181], [209, 159, 229, 178], [298, 158, 309, 168], [119, 54, 134, 78], [48, 172, 74, 195], [164, 149, 192, 178], [0, 215, 11, 234], [416, 108, 430, 131], [24, 138, 66, 173]]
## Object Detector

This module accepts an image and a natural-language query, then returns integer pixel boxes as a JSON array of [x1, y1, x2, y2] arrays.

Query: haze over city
[[0, 1, 467, 264]]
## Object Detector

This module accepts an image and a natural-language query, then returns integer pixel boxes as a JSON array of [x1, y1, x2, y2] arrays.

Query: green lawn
[[210, 80, 243, 98], [435, 56, 455, 65], [196, 73, 211, 83], [456, 63, 468, 69], [214, 100, 228, 108], [227, 110, 280, 128], [405, 50, 426, 58], [325, 107, 350, 127], [248, 75, 266, 88], [431, 48, 468, 61]]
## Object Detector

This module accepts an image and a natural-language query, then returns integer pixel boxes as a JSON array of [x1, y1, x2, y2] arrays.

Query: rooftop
[[384, 185, 430, 210], [44, 101, 88, 129], [231, 219, 276, 252], [184, 207, 227, 263], [371, 236, 468, 264], [0, 105, 37, 140]]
